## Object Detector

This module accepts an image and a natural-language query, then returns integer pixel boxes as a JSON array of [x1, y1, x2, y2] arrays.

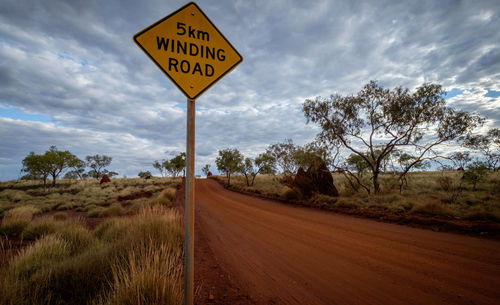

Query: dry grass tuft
[[0, 203, 183, 305], [0, 205, 40, 235], [52, 212, 68, 221], [98, 241, 183, 305], [410, 200, 455, 217], [99, 203, 126, 217], [162, 187, 177, 202]]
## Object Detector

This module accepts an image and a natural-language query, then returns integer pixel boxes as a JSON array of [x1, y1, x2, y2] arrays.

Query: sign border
[[133, 1, 243, 100]]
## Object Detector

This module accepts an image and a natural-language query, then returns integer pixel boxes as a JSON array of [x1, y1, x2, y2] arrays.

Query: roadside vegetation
[[211, 81, 500, 223], [0, 177, 183, 305], [214, 170, 500, 221]]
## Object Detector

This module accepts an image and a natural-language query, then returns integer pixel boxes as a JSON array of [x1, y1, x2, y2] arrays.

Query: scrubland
[[0, 177, 183, 305], [215, 171, 500, 222]]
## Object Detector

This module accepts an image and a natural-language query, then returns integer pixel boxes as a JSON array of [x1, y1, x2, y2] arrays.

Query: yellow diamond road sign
[[134, 2, 243, 100]]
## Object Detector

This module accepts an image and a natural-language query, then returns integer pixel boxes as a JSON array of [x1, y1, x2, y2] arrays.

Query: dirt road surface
[[194, 179, 500, 305]]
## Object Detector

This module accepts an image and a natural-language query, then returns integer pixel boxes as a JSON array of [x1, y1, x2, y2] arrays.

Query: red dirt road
[[194, 179, 500, 305]]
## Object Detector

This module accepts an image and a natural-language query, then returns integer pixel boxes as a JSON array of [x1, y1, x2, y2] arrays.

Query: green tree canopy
[[238, 153, 276, 186], [153, 160, 165, 177], [163, 153, 186, 177], [464, 128, 500, 171], [86, 154, 113, 179], [266, 139, 298, 176], [138, 171, 152, 178], [45, 146, 82, 186], [303, 81, 482, 193], [22, 152, 51, 190], [22, 146, 82, 190], [215, 148, 243, 186]]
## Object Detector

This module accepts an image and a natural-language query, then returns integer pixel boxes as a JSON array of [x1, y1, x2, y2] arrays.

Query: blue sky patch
[[445, 88, 464, 99], [484, 89, 500, 98], [58, 51, 88, 67], [173, 103, 187, 110], [0, 107, 51, 122]]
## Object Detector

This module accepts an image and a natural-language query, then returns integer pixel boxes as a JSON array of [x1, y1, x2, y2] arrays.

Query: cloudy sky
[[1, 0, 499, 180]]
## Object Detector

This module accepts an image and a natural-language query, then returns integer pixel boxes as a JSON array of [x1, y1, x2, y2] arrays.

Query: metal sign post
[[185, 98, 195, 304], [133, 2, 242, 305]]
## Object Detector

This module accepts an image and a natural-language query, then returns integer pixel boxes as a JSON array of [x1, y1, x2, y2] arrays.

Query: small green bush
[[463, 163, 489, 191]]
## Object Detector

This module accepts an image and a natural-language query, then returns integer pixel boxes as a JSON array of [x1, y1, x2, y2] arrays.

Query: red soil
[[185, 179, 500, 305]]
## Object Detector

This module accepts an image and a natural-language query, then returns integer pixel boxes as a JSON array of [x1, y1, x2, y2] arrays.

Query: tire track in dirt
[[195, 179, 500, 305]]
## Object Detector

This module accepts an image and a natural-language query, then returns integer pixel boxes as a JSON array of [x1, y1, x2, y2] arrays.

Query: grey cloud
[[1, 0, 499, 180]]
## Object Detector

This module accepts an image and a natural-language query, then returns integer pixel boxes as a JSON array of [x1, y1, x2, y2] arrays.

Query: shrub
[[281, 187, 299, 201], [463, 163, 488, 191], [311, 194, 337, 205], [436, 176, 454, 192]]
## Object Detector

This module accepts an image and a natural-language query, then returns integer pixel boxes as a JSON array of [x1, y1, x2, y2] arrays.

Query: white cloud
[[0, 0, 499, 180]]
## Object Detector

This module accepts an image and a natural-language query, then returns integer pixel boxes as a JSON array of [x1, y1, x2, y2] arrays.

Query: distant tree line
[[214, 148, 276, 186], [152, 152, 186, 178], [207, 81, 498, 193], [21, 146, 116, 191]]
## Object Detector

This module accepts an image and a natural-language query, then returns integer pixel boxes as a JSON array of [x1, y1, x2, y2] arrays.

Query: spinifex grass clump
[[0, 205, 40, 236], [0, 205, 183, 305], [224, 171, 500, 221], [0, 177, 181, 218], [97, 241, 183, 305]]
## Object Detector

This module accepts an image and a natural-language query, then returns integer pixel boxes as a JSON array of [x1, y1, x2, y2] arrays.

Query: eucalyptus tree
[[215, 148, 243, 186], [239, 153, 276, 186], [464, 128, 500, 171], [303, 81, 482, 193], [22, 146, 81, 190], [153, 160, 165, 177], [86, 154, 113, 179]]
